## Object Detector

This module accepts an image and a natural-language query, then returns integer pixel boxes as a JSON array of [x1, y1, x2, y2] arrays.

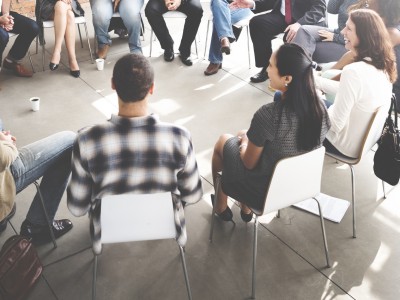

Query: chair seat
[[325, 150, 359, 165], [163, 11, 187, 18]]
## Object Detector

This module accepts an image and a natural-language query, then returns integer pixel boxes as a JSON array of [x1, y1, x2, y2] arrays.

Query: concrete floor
[[1, 3, 400, 300]]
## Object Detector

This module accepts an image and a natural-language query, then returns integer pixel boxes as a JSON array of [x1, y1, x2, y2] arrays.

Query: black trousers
[[249, 10, 287, 68], [0, 11, 39, 63], [145, 0, 203, 57]]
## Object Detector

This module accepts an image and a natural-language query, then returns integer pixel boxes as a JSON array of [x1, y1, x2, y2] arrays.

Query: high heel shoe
[[49, 62, 59, 71], [70, 70, 80, 78], [240, 209, 253, 223], [210, 194, 233, 222]]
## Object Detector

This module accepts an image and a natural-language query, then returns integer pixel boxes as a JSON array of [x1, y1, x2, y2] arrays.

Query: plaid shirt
[[67, 114, 203, 254]]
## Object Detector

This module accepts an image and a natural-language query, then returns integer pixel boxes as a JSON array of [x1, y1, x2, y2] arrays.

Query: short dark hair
[[112, 54, 154, 102]]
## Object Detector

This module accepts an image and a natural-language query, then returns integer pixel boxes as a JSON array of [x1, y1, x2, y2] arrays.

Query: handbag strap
[[388, 94, 398, 128]]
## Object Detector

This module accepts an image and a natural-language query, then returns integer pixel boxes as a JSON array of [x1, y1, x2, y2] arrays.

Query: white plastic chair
[[149, 11, 198, 58], [325, 105, 388, 238], [209, 147, 330, 300], [91, 192, 192, 300], [38, 16, 94, 71], [7, 33, 35, 73], [203, 13, 253, 68]]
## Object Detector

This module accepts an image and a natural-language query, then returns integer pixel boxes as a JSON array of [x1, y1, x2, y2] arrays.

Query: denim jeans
[[8, 131, 76, 225], [208, 0, 252, 64], [90, 0, 144, 53], [0, 11, 39, 63]]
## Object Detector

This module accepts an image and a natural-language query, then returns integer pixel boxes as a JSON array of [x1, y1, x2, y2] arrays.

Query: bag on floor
[[0, 235, 43, 300], [373, 94, 400, 185]]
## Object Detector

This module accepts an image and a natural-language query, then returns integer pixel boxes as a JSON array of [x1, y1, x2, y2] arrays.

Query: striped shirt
[[67, 114, 203, 254]]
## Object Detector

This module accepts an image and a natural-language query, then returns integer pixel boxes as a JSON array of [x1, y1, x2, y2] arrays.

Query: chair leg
[[194, 38, 198, 58], [83, 22, 94, 63], [251, 216, 258, 300], [149, 29, 154, 57], [382, 180, 386, 199], [33, 181, 57, 248], [349, 165, 356, 238], [246, 25, 251, 69], [77, 24, 84, 48], [179, 245, 193, 300], [209, 174, 221, 243], [313, 198, 331, 268], [28, 51, 35, 73], [277, 210, 281, 218], [203, 20, 210, 59], [42, 42, 45, 72], [92, 255, 98, 300]]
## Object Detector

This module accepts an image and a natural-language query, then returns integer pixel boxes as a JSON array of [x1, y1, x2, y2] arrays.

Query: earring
[[284, 83, 288, 87]]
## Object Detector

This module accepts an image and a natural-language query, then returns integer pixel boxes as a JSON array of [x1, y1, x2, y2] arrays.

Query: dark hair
[[275, 43, 325, 151], [112, 54, 154, 102], [350, 0, 400, 27], [349, 9, 397, 83]]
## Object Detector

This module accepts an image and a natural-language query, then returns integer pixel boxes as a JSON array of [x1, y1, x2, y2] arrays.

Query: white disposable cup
[[96, 58, 104, 71], [29, 97, 40, 111]]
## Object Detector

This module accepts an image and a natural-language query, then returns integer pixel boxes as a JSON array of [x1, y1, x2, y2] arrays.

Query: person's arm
[[388, 27, 400, 47], [177, 135, 203, 205], [296, 0, 327, 25], [67, 135, 93, 217], [331, 50, 356, 70], [240, 137, 264, 169], [326, 66, 359, 142], [1, 0, 11, 15]]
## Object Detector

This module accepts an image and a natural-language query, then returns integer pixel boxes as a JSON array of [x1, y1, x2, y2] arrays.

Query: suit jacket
[[255, 0, 326, 25]]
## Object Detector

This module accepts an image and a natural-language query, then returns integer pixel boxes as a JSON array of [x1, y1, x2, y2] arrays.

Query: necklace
[[364, 0, 369, 8]]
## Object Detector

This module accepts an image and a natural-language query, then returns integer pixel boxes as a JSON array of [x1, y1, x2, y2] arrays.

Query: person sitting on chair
[[67, 54, 203, 251], [0, 0, 39, 77], [211, 43, 330, 222], [204, 0, 274, 76], [0, 118, 75, 243], [230, 0, 327, 83], [145, 0, 203, 66], [90, 0, 144, 59]]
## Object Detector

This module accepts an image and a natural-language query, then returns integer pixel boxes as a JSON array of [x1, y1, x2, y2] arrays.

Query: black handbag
[[373, 94, 400, 185], [0, 235, 43, 300]]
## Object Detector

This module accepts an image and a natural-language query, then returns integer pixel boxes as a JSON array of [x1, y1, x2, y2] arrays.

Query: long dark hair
[[349, 9, 397, 83], [275, 43, 325, 151]]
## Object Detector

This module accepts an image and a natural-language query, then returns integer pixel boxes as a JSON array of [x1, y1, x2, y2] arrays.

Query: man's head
[[112, 54, 154, 102]]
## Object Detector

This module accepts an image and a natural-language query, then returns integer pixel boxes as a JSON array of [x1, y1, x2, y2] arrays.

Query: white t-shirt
[[326, 61, 392, 157]]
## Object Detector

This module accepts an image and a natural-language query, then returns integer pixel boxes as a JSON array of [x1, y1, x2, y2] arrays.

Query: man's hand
[[284, 22, 301, 43], [229, 0, 254, 9], [0, 15, 14, 31], [165, 0, 182, 11], [318, 30, 334, 42]]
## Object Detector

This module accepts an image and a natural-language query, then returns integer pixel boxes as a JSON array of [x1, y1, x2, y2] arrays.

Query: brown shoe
[[2, 59, 33, 77], [204, 63, 222, 76], [96, 44, 110, 59], [220, 37, 230, 55]]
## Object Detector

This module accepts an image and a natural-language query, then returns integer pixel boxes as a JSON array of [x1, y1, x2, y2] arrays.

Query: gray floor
[[1, 3, 400, 300]]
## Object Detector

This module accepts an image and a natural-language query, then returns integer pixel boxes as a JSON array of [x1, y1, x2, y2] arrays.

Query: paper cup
[[29, 97, 40, 112], [96, 58, 104, 71]]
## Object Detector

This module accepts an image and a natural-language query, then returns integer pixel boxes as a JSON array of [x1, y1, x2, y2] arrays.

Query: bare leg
[[64, 10, 79, 71], [51, 2, 69, 65], [211, 134, 233, 214]]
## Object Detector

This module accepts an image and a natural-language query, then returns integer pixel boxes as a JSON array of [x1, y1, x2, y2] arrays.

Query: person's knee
[[214, 134, 232, 153], [66, 10, 75, 23], [144, 2, 159, 18], [54, 1, 69, 13]]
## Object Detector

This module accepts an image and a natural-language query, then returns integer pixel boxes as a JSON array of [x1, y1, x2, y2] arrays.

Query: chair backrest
[[100, 192, 176, 244], [257, 147, 325, 216], [357, 105, 388, 161]]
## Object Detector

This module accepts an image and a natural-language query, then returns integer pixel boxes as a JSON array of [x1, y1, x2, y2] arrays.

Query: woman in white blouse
[[320, 9, 397, 158]]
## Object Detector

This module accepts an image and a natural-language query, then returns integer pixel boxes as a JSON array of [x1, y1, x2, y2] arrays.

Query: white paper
[[292, 193, 350, 223]]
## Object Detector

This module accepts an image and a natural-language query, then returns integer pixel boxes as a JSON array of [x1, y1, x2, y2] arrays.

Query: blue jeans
[[7, 130, 76, 225], [208, 0, 252, 64], [90, 0, 144, 53]]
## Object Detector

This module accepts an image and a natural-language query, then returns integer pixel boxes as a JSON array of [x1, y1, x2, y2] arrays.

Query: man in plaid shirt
[[67, 54, 203, 253]]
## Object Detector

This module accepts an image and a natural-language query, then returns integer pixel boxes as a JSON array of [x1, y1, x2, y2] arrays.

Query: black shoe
[[164, 48, 174, 62], [49, 62, 59, 71], [179, 54, 193, 66], [0, 203, 16, 233], [250, 67, 268, 83], [211, 194, 233, 222], [240, 209, 253, 223], [70, 70, 80, 78], [20, 219, 73, 244]]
